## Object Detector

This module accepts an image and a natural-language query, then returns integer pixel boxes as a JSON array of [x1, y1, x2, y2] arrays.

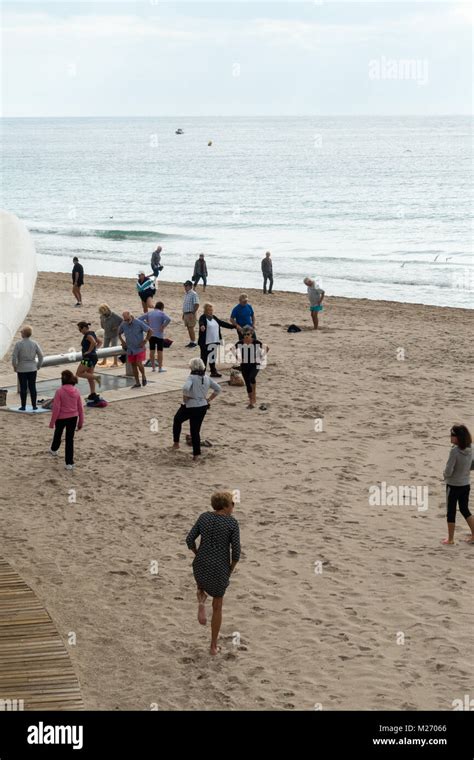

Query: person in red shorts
[[118, 311, 151, 389]]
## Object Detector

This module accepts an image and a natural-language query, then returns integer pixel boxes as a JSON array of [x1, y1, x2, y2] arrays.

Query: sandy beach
[[0, 270, 473, 711]]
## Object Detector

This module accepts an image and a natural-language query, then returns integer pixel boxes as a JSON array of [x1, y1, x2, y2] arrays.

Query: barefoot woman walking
[[186, 491, 241, 655], [442, 424, 474, 545]]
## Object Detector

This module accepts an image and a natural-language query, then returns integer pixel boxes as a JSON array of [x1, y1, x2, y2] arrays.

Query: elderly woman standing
[[173, 357, 221, 460], [304, 277, 325, 330], [198, 303, 235, 378], [11, 325, 44, 411], [98, 304, 122, 367], [186, 491, 241, 655]]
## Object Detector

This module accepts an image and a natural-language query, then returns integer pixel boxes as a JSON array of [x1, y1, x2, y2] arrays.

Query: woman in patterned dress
[[186, 492, 241, 655]]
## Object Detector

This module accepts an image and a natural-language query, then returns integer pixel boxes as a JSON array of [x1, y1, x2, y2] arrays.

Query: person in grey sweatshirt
[[150, 246, 162, 279], [442, 424, 474, 545], [98, 304, 123, 367], [11, 325, 44, 411]]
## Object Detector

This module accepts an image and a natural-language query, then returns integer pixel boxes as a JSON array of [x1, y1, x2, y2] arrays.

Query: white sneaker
[[159, 368, 167, 373], [65, 464, 74, 470], [49, 449, 58, 457]]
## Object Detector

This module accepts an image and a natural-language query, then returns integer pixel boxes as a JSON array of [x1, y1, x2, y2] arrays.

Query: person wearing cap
[[151, 246, 163, 280], [182, 280, 200, 347], [118, 311, 152, 388], [136, 271, 156, 313], [192, 254, 208, 291], [76, 321, 102, 400]]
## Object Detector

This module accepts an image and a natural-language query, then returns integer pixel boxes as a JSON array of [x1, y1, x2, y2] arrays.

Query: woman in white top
[[198, 303, 235, 378], [11, 325, 44, 411], [172, 358, 221, 460]]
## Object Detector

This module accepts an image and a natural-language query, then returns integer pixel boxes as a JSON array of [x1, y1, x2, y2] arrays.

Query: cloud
[[3, 12, 201, 41]]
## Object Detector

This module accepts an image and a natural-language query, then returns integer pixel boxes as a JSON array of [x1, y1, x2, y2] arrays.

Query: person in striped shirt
[[136, 271, 156, 313]]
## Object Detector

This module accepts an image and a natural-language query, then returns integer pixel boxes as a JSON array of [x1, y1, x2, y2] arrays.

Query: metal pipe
[[40, 346, 125, 368]]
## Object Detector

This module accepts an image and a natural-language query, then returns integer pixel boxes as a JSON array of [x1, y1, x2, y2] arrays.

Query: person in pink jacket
[[49, 370, 84, 470]]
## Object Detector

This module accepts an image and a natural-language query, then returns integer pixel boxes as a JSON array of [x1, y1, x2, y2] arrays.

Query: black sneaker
[[185, 342, 197, 348]]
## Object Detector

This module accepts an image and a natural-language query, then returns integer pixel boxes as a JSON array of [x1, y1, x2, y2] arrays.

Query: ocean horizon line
[[2, 113, 473, 120]]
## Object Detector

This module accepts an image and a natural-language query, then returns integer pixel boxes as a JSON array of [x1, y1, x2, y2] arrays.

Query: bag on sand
[[229, 369, 245, 387], [287, 324, 301, 333], [86, 397, 108, 408], [163, 338, 173, 349]]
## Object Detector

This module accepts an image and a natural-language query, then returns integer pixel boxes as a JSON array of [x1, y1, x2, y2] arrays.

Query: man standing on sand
[[118, 311, 152, 388], [230, 293, 256, 336], [72, 257, 84, 307], [304, 277, 325, 330], [261, 251, 273, 294], [182, 280, 200, 347], [139, 301, 171, 373], [151, 246, 163, 280], [193, 254, 208, 291]]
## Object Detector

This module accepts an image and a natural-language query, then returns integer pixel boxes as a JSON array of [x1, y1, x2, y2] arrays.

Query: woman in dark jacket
[[198, 303, 236, 378]]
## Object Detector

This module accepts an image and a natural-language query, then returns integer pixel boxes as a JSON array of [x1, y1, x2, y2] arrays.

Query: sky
[[2, 1, 472, 116]]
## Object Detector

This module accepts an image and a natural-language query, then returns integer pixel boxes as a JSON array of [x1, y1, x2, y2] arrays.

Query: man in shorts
[[72, 257, 84, 307], [182, 280, 199, 347], [118, 311, 152, 388], [139, 301, 171, 373], [136, 271, 156, 313]]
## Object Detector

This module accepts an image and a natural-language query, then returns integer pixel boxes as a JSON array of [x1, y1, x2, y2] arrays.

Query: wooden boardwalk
[[0, 558, 83, 710]]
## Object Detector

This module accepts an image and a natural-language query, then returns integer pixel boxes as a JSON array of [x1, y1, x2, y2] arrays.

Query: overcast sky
[[2, 1, 472, 117]]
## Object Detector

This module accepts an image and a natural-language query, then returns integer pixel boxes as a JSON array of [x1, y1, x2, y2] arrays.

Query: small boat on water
[[175, 129, 184, 135]]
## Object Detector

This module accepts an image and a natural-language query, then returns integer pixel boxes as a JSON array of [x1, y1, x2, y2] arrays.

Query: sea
[[1, 116, 472, 308]]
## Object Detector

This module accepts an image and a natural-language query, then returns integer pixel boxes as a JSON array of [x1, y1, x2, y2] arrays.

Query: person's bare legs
[[464, 514, 474, 543], [197, 588, 207, 625], [247, 383, 256, 409], [131, 363, 140, 386], [137, 361, 146, 384], [157, 350, 164, 370], [72, 285, 82, 304], [187, 325, 196, 343], [210, 597, 223, 654], [76, 363, 96, 395], [311, 311, 319, 330], [98, 347, 108, 366], [150, 349, 156, 371], [442, 522, 456, 545]]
